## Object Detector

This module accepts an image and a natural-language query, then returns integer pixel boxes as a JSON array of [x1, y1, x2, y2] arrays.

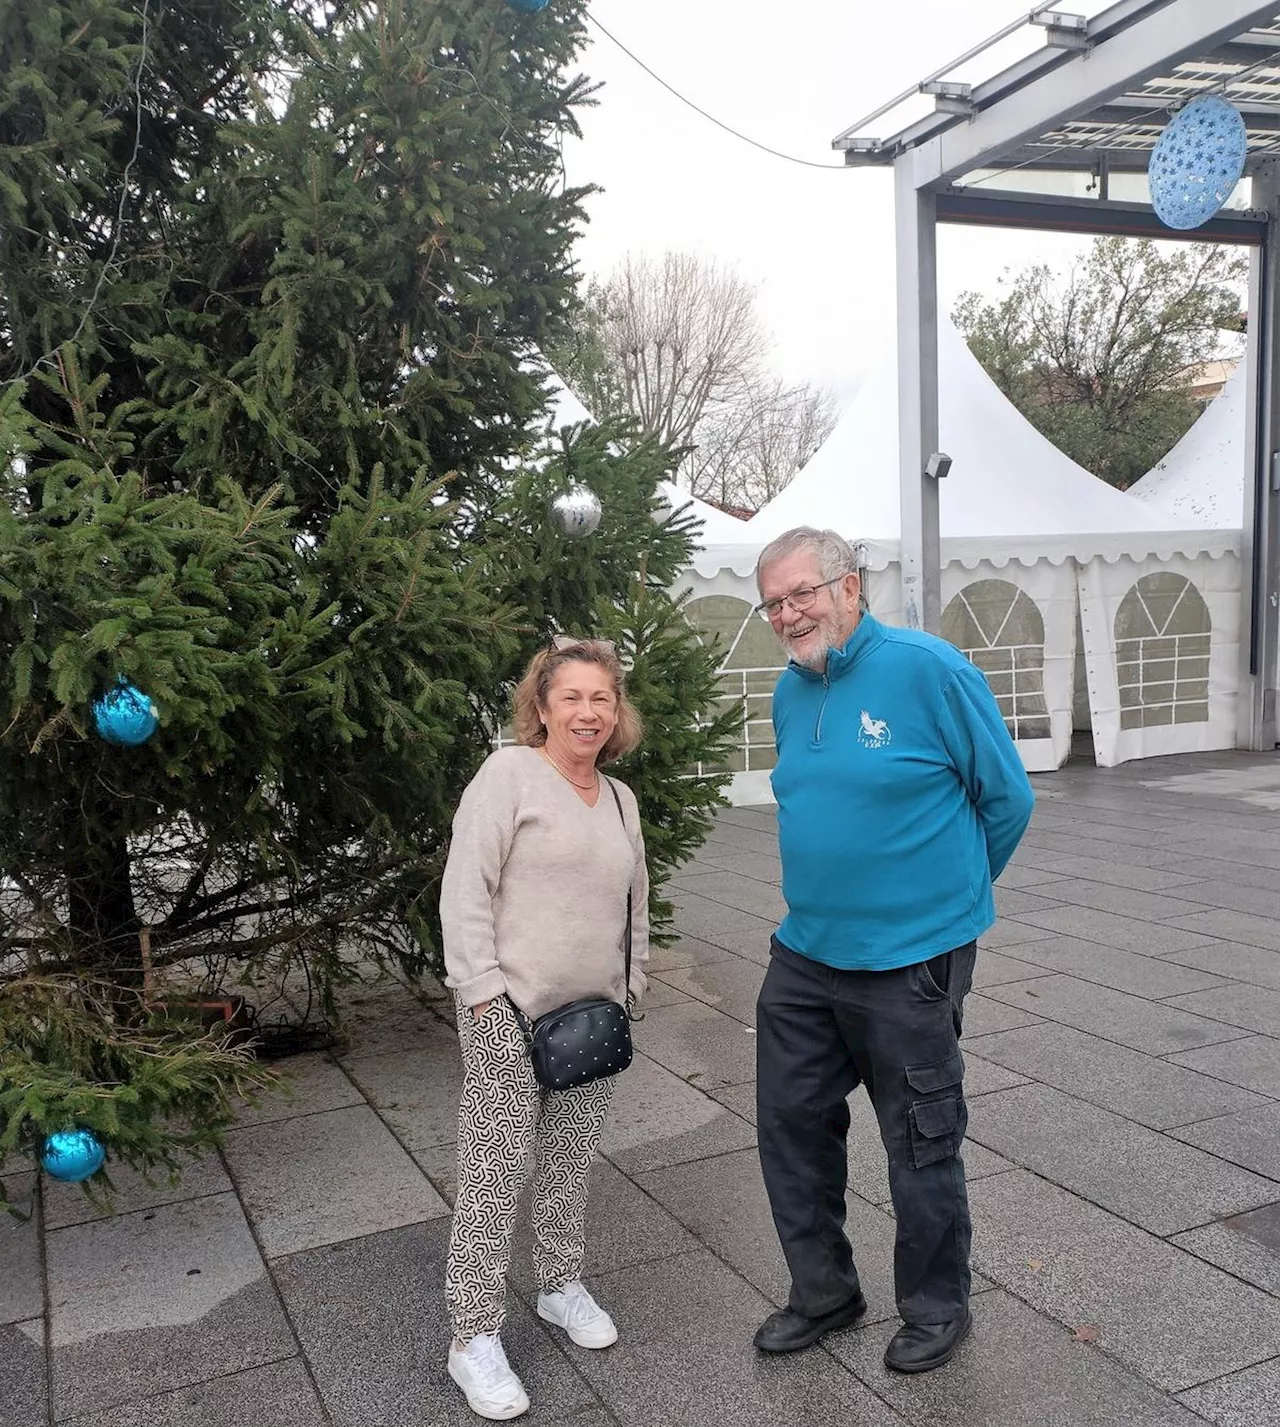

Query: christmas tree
[[0, 0, 736, 1189]]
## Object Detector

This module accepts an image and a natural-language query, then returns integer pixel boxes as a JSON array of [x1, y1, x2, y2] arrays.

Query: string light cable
[[583, 11, 848, 171]]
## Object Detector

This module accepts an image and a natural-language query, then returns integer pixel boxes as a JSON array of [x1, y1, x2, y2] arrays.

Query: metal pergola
[[834, 0, 1280, 752]]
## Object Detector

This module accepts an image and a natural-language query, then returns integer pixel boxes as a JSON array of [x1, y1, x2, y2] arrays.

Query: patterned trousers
[[445, 993, 615, 1343]]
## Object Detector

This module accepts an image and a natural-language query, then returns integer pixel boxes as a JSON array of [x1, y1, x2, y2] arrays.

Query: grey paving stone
[[273, 1219, 600, 1426], [699, 822, 779, 856], [668, 898, 775, 959], [981, 974, 1248, 1054], [0, 1172, 41, 1325], [986, 864, 1067, 890], [1169, 1103, 1280, 1181], [1164, 983, 1280, 1037], [45, 1193, 296, 1421], [994, 936, 1227, 999], [673, 872, 786, 923], [967, 1084, 1278, 1234], [629, 999, 758, 1089], [0, 1320, 46, 1427], [1164, 878, 1280, 920], [1008, 902, 1218, 956], [331, 977, 452, 1058], [1178, 1358, 1280, 1426], [658, 957, 765, 1027], [977, 919, 1058, 949], [509, 1156, 695, 1292], [960, 992, 1046, 1037], [971, 950, 1045, 988], [1018, 828, 1187, 868], [993, 887, 1067, 919], [962, 1052, 1032, 1098], [968, 1023, 1269, 1129], [1165, 908, 1280, 953], [645, 934, 735, 974], [1165, 1036, 1280, 1098], [826, 1289, 1205, 1427], [635, 1146, 903, 1324], [568, 1248, 911, 1427], [602, 1051, 757, 1174], [1159, 852, 1280, 894], [410, 1143, 458, 1208], [231, 1051, 364, 1127], [59, 1358, 325, 1427], [1010, 878, 1213, 924], [685, 850, 782, 883], [1158, 939, 1280, 991], [708, 1081, 756, 1123], [1009, 850, 1194, 893], [223, 1104, 447, 1258], [1170, 1202, 1280, 1297], [967, 1169, 1280, 1391], [43, 1152, 233, 1232], [636, 976, 693, 1011], [339, 1026, 463, 1151]]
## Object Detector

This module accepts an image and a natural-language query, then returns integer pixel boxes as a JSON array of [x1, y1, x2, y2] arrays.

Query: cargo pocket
[[905, 1052, 965, 1168]]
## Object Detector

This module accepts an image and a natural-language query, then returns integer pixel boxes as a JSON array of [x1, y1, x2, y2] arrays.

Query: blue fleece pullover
[[771, 613, 1035, 971]]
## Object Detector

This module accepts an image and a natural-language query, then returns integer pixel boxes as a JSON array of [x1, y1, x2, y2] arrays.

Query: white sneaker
[[447, 1334, 530, 1420], [537, 1281, 618, 1349]]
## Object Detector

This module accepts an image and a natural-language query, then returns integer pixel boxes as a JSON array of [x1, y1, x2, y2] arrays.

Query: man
[[751, 526, 1034, 1374]]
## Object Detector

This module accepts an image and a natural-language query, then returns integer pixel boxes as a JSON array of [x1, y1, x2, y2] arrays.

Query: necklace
[[539, 744, 599, 791]]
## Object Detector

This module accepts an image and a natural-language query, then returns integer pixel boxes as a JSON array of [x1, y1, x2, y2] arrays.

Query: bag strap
[[604, 777, 636, 1018]]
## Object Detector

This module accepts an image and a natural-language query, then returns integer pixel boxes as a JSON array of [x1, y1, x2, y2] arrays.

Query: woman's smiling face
[[538, 659, 619, 768]]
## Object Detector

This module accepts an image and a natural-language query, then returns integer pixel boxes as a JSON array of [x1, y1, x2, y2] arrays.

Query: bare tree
[[954, 237, 1247, 488], [690, 377, 837, 512], [553, 251, 834, 511]]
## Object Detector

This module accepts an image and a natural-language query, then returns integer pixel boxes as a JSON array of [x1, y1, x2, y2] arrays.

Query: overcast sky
[[561, 0, 1127, 401]]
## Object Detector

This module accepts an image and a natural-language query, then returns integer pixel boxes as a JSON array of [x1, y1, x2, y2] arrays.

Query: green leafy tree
[[954, 236, 1247, 489], [0, 0, 733, 1191]]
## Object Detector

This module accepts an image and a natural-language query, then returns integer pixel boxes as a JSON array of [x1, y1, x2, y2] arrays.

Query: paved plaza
[[4, 750, 1280, 1426]]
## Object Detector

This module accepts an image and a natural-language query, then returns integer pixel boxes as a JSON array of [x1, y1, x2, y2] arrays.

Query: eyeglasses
[[551, 634, 617, 655], [754, 575, 851, 623]]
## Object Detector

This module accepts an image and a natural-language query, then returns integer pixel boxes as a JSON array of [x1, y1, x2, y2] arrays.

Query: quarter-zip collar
[[788, 612, 887, 685]]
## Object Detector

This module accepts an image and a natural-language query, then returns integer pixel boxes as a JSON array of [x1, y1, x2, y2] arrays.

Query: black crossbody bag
[[509, 777, 636, 1091]]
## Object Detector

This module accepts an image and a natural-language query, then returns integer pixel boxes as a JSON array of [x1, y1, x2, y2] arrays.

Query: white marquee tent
[[675, 320, 1242, 803], [1129, 363, 1250, 530]]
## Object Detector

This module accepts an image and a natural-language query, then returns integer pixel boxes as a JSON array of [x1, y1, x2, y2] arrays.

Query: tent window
[[942, 580, 1051, 742], [686, 595, 785, 774], [1114, 575, 1211, 731]]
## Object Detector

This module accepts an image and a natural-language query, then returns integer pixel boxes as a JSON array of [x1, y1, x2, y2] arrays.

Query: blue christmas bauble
[[92, 680, 159, 746], [41, 1129, 106, 1183], [1149, 96, 1248, 231], [508, 0, 550, 12]]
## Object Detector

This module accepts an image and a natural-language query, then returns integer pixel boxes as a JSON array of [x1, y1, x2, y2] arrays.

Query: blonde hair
[[511, 640, 643, 765]]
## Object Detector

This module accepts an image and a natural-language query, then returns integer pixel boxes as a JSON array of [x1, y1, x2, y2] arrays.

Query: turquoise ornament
[[92, 680, 159, 746], [41, 1129, 106, 1183]]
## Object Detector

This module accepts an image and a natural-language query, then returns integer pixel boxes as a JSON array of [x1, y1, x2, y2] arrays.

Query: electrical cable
[[583, 12, 848, 172]]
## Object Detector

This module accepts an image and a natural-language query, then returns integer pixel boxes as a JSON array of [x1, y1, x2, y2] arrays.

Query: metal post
[[1238, 166, 1280, 750], [895, 151, 941, 632]]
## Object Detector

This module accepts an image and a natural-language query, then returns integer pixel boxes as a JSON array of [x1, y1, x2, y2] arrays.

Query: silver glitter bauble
[[549, 484, 602, 538]]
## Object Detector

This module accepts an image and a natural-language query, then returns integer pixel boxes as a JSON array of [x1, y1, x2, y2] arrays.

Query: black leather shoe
[[753, 1292, 868, 1353], [884, 1309, 973, 1373]]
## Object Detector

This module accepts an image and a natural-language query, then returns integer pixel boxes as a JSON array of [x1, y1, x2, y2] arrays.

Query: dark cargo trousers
[[756, 936, 977, 1325]]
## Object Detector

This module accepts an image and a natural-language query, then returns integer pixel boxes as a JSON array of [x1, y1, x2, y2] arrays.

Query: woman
[[440, 636, 649, 1421]]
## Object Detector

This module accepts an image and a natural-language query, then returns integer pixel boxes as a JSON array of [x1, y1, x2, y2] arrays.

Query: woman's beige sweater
[[440, 745, 649, 1020]]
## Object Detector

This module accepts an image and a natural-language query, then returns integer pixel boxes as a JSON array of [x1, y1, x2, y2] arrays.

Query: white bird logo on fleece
[[858, 710, 892, 749]]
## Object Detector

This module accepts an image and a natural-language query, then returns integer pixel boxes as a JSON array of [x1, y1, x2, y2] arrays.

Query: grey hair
[[755, 527, 860, 592]]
